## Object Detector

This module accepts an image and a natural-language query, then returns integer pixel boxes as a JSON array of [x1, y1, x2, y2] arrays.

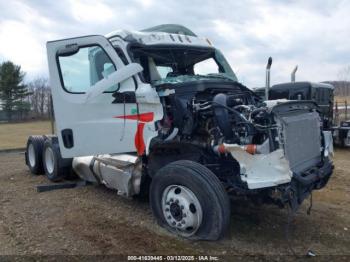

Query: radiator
[[280, 111, 321, 173]]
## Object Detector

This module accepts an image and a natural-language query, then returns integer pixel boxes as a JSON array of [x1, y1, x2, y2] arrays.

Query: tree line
[[336, 65, 350, 97], [0, 61, 51, 122]]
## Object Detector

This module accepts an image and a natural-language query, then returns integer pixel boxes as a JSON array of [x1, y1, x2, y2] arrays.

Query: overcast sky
[[0, 0, 349, 88]]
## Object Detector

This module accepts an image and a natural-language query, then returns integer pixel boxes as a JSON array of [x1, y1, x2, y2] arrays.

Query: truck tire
[[340, 130, 350, 147], [42, 137, 72, 182], [340, 137, 345, 148], [25, 135, 45, 175], [150, 160, 231, 240]]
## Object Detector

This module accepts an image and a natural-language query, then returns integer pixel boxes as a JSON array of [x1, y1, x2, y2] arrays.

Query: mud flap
[[284, 180, 313, 212], [37, 180, 90, 193]]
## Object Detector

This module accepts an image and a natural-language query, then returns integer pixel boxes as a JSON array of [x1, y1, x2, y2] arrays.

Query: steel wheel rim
[[45, 147, 54, 174], [28, 143, 36, 168], [161, 185, 203, 237]]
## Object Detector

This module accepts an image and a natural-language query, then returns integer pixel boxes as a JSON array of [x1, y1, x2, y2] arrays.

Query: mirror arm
[[84, 63, 143, 103]]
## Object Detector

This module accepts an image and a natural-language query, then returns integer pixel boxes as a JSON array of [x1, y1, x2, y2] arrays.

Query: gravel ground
[[0, 150, 349, 260]]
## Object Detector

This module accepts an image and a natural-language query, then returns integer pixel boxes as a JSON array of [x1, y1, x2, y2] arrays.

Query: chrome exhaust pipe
[[291, 65, 298, 82], [265, 57, 272, 100]]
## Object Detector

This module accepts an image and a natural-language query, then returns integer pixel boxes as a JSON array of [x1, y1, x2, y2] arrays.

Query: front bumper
[[286, 158, 334, 211], [293, 159, 334, 189]]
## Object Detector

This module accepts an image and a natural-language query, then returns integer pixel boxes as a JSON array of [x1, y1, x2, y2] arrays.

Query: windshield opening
[[129, 45, 237, 85]]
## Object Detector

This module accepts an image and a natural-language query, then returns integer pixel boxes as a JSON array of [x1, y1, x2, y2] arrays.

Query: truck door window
[[58, 45, 116, 93]]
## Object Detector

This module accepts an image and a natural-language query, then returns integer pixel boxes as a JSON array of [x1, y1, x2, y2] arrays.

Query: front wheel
[[150, 160, 231, 240]]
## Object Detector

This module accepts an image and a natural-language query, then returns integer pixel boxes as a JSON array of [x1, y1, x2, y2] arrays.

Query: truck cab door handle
[[61, 129, 74, 148]]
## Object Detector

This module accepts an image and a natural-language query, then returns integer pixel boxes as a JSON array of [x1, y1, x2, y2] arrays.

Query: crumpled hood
[[153, 74, 235, 86]]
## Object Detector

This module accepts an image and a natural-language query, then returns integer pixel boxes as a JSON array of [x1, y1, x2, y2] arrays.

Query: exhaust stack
[[291, 65, 298, 82], [265, 57, 272, 100]]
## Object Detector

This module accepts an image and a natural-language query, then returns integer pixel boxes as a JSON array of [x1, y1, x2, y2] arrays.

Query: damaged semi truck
[[25, 25, 334, 240], [254, 62, 350, 147]]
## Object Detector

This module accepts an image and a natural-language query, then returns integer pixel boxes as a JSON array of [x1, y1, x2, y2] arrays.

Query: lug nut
[[183, 214, 187, 218], [167, 216, 171, 219], [177, 223, 182, 227], [175, 199, 179, 204], [181, 220, 185, 224], [180, 205, 184, 209], [172, 221, 176, 226], [165, 208, 169, 212]]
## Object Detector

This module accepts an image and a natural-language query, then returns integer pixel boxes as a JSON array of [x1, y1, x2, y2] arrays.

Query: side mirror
[[85, 63, 143, 102]]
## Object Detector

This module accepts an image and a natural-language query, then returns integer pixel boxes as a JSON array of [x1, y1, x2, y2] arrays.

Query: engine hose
[[212, 93, 252, 143], [212, 94, 235, 141], [164, 128, 179, 141], [212, 101, 248, 122]]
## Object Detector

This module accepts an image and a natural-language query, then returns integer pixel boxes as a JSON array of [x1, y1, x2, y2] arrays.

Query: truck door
[[47, 35, 143, 158]]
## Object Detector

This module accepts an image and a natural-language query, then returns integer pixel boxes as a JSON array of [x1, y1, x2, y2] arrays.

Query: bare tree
[[337, 65, 350, 96], [28, 77, 51, 119]]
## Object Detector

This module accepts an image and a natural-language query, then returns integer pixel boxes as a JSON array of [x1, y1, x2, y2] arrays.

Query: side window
[[316, 89, 321, 102], [194, 58, 219, 75], [322, 89, 329, 104], [320, 89, 325, 104], [58, 45, 116, 93]]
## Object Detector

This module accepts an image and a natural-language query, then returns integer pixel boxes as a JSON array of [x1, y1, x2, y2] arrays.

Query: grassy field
[[0, 97, 348, 150], [335, 96, 350, 103], [0, 121, 51, 150]]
